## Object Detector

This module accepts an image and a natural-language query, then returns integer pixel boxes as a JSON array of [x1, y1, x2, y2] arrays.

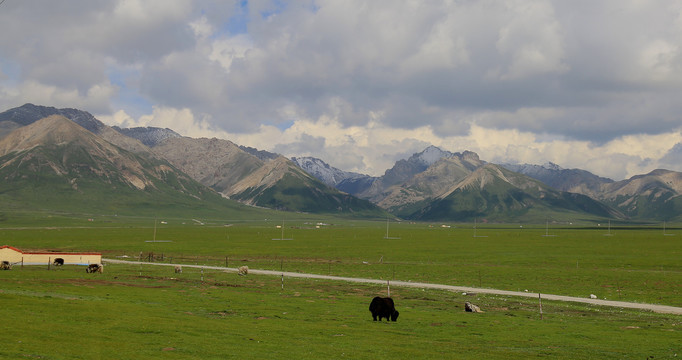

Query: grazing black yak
[[53, 258, 64, 266], [86, 263, 103, 273], [369, 296, 399, 321]]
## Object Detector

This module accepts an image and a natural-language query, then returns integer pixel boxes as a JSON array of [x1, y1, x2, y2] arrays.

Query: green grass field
[[1, 216, 680, 358]]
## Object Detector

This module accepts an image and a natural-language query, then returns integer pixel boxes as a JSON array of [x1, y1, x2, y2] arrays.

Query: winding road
[[104, 258, 682, 315]]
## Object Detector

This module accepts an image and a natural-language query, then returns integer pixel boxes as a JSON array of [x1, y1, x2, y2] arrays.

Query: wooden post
[[48, 257, 51, 270], [225, 256, 228, 268], [281, 274, 284, 290], [21, 257, 24, 269], [539, 293, 543, 320], [201, 267, 204, 282], [387, 280, 391, 297], [617, 282, 621, 300]]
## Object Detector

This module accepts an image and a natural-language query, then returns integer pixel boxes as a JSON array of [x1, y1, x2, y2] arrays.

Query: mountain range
[[0, 104, 383, 218], [2, 103, 682, 222], [0, 114, 248, 218]]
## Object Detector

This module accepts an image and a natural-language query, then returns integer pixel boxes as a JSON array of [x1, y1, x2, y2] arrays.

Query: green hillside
[[0, 145, 276, 221], [407, 166, 621, 223], [232, 172, 386, 217], [606, 191, 682, 221]]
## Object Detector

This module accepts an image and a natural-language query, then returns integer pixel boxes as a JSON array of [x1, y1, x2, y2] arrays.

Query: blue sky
[[1, 0, 682, 179]]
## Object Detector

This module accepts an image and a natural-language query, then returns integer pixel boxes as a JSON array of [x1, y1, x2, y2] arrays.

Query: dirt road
[[104, 258, 682, 315]]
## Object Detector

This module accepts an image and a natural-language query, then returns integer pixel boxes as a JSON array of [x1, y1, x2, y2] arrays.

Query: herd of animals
[[0, 258, 102, 272], [54, 258, 103, 273], [4, 260, 484, 321]]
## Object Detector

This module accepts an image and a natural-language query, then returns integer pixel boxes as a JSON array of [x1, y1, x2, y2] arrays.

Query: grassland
[[1, 215, 680, 358]]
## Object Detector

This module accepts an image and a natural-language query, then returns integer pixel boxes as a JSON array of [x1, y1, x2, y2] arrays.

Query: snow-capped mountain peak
[[410, 145, 454, 166], [291, 156, 368, 187]]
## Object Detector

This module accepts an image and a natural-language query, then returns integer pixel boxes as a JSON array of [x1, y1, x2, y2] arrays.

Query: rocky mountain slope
[[0, 115, 156, 190], [598, 169, 682, 220], [297, 145, 463, 201], [149, 138, 383, 215], [359, 146, 458, 198], [0, 103, 155, 155], [0, 104, 383, 216], [291, 156, 370, 187], [0, 115, 252, 217], [501, 162, 614, 198], [0, 103, 107, 133], [239, 145, 279, 161], [5, 103, 682, 221], [227, 156, 381, 214], [292, 148, 628, 221], [113, 126, 181, 147], [503, 162, 682, 220], [152, 137, 263, 195], [376, 151, 485, 214], [409, 164, 622, 222]]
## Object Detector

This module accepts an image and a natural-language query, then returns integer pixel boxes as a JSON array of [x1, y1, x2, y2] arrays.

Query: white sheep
[[238, 265, 249, 276]]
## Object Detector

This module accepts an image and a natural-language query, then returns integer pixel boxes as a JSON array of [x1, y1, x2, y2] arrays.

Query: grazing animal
[[86, 263, 103, 273], [590, 294, 597, 299], [238, 265, 249, 276], [464, 301, 483, 313], [53, 258, 64, 266], [1, 260, 11, 270], [174, 265, 182, 273], [369, 296, 399, 322]]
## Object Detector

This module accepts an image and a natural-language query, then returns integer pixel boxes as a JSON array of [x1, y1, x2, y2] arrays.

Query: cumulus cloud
[[3, 0, 682, 180]]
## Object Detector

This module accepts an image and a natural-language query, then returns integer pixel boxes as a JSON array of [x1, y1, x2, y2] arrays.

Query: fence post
[[539, 293, 543, 320]]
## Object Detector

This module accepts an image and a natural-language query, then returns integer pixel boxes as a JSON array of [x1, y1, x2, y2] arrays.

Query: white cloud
[[101, 106, 231, 139], [492, 0, 568, 80], [209, 34, 254, 72], [639, 39, 680, 81], [4, 0, 682, 181], [3, 80, 117, 113]]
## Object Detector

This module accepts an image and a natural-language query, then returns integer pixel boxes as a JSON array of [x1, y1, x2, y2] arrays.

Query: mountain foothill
[[2, 103, 681, 222]]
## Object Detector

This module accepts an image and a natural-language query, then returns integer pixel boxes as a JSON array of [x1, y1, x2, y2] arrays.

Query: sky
[[1, 0, 682, 180]]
